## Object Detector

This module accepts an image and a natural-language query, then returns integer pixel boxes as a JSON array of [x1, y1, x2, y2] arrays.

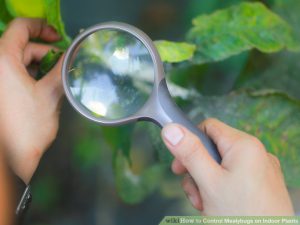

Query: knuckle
[[8, 17, 24, 27], [0, 47, 13, 69], [236, 136, 267, 162], [268, 153, 281, 167], [6, 18, 36, 36], [201, 118, 219, 128], [248, 136, 265, 151], [199, 118, 221, 134]]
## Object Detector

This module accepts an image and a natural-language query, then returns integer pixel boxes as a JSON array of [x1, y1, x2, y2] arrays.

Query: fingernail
[[187, 194, 198, 208], [162, 124, 184, 146]]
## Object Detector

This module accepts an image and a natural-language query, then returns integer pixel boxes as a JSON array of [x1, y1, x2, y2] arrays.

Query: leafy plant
[[1, 0, 300, 204]]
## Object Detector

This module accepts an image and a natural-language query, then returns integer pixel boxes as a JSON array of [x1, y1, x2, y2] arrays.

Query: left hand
[[0, 18, 64, 184]]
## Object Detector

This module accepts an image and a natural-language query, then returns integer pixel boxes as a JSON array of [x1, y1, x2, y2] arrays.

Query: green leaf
[[154, 40, 196, 63], [37, 49, 63, 79], [5, 0, 45, 17], [44, 0, 71, 48], [189, 91, 300, 187], [114, 151, 166, 204], [0, 21, 6, 33], [0, 0, 12, 33], [0, 0, 12, 22], [187, 2, 300, 64], [2, 0, 70, 48], [235, 1, 300, 100], [236, 51, 300, 100], [102, 125, 134, 161], [3, 0, 71, 77], [272, 0, 300, 39]]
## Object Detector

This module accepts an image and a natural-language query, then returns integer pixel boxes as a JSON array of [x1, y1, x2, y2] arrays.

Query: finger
[[182, 174, 203, 211], [161, 123, 222, 188], [171, 159, 187, 175], [23, 43, 58, 66], [199, 118, 254, 158], [37, 55, 64, 107], [2, 18, 60, 58]]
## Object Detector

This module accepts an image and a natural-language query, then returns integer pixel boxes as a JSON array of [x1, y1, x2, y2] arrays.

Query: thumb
[[161, 123, 222, 188], [38, 55, 64, 106]]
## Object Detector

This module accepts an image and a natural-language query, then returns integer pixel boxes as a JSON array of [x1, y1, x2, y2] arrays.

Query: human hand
[[161, 119, 294, 215], [0, 18, 64, 184]]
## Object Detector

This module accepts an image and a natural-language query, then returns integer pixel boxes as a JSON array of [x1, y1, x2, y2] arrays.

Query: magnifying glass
[[62, 22, 221, 163]]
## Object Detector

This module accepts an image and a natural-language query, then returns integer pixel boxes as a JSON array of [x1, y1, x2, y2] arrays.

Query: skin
[[161, 119, 295, 215], [0, 18, 64, 184], [0, 151, 14, 225]]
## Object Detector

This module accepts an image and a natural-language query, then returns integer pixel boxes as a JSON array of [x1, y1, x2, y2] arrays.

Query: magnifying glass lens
[[67, 29, 155, 120]]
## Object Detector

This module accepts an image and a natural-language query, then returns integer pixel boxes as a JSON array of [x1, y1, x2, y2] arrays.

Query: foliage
[[37, 49, 63, 79], [154, 40, 195, 63], [114, 151, 167, 204], [187, 2, 299, 64], [5, 0, 46, 18], [0, 0, 12, 30], [1, 0, 300, 204], [0, 0, 70, 76], [44, 0, 70, 47]]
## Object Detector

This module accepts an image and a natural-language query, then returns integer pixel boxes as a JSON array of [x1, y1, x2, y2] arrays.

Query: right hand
[[161, 118, 294, 215]]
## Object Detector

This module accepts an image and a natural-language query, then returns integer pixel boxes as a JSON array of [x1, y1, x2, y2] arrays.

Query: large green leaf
[[5, 0, 45, 17], [114, 151, 166, 204], [189, 91, 300, 187], [186, 2, 300, 64], [154, 40, 196, 63], [235, 0, 300, 100], [44, 0, 70, 48]]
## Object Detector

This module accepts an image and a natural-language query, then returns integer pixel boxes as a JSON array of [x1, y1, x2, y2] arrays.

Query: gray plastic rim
[[62, 21, 166, 126]]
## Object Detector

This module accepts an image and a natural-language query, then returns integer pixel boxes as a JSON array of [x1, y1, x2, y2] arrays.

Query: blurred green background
[[13, 0, 299, 224]]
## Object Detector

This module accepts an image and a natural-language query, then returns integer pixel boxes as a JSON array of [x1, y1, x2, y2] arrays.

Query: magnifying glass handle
[[156, 80, 222, 164]]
